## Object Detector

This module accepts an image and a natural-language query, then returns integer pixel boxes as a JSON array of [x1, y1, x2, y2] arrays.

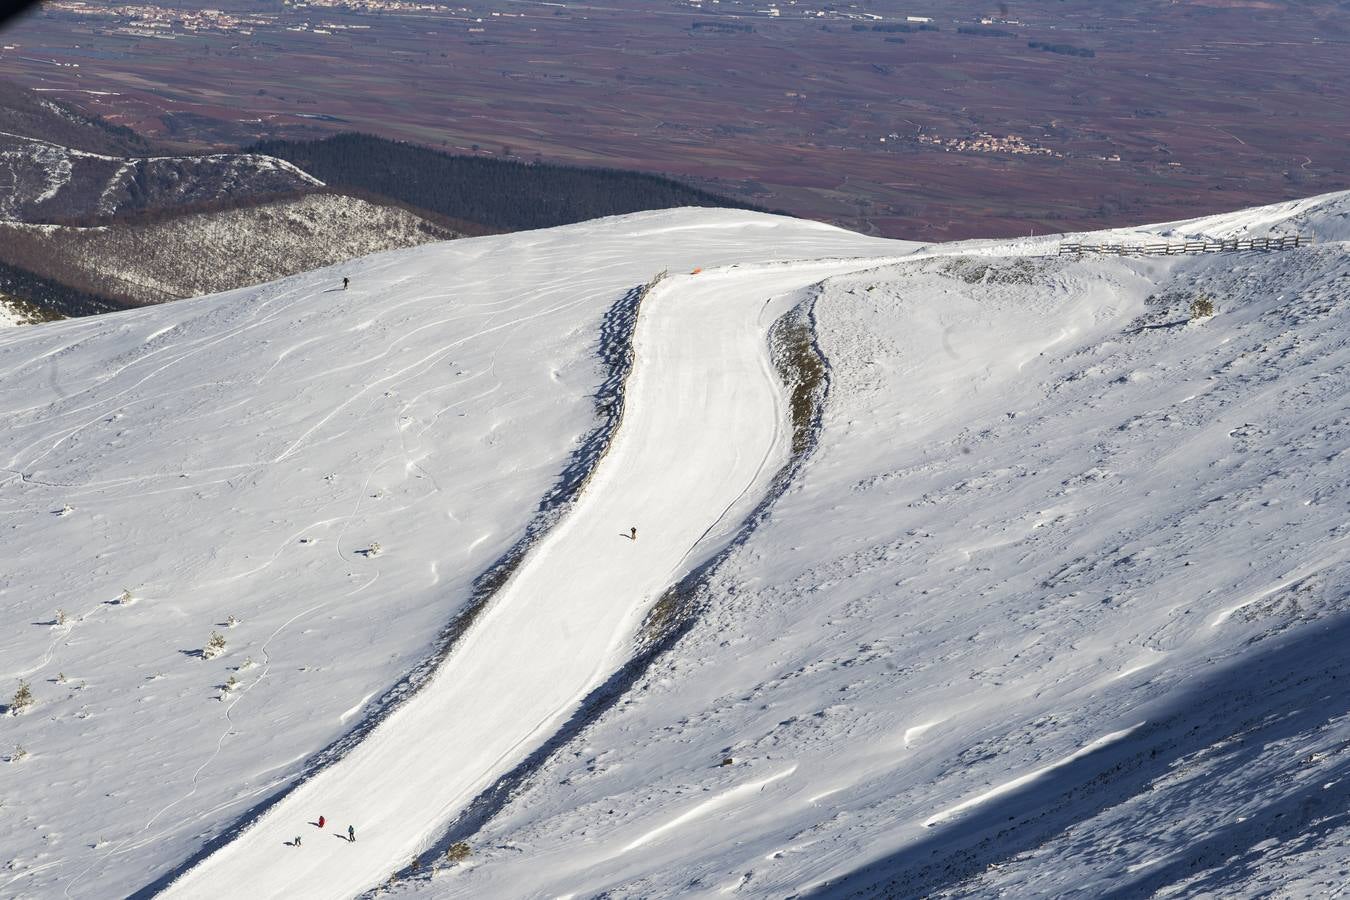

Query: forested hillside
[[249, 133, 767, 231], [0, 193, 458, 309], [0, 80, 155, 156], [0, 260, 124, 318]]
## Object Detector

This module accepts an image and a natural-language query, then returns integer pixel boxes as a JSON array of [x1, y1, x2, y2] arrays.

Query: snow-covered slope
[[0, 209, 907, 898], [164, 254, 920, 900], [423, 236, 1350, 898], [1083, 187, 1350, 245], [2, 193, 1348, 900]]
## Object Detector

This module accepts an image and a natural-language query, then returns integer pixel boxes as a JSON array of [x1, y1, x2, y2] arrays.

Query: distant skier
[[348, 824, 356, 843], [294, 835, 302, 847], [630, 526, 637, 541], [318, 815, 325, 829], [343, 277, 349, 290]]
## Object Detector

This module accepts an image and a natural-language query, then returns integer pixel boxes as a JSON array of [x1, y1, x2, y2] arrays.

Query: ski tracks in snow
[[63, 570, 383, 898], [158, 258, 910, 899]]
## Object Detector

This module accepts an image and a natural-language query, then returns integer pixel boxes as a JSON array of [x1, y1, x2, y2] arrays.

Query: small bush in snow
[[220, 675, 241, 700], [1190, 295, 1215, 319], [366, 541, 383, 557], [9, 744, 28, 762], [114, 588, 133, 605], [55, 672, 67, 684], [446, 842, 471, 863], [10, 680, 34, 714], [55, 609, 69, 626], [225, 615, 240, 628], [203, 631, 227, 660]]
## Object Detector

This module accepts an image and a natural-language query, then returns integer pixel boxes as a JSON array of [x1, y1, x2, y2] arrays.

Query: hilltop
[[0, 82, 767, 322], [1, 193, 1347, 898]]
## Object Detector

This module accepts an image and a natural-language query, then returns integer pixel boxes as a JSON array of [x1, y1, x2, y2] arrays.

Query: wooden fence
[[1059, 234, 1308, 257]]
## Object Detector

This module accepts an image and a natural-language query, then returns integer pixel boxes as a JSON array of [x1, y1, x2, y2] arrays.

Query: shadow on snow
[[805, 611, 1350, 899]]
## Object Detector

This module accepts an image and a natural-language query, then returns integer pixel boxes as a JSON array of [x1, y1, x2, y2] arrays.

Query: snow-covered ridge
[[1091, 187, 1350, 244], [2, 193, 1348, 899], [0, 130, 320, 223]]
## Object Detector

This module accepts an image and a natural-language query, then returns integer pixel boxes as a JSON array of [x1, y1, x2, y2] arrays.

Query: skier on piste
[[348, 824, 356, 843]]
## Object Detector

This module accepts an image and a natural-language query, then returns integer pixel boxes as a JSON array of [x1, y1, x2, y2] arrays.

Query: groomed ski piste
[[3, 192, 1349, 899]]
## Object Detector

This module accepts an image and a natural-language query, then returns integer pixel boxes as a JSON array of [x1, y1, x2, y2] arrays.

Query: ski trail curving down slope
[[161, 258, 898, 899]]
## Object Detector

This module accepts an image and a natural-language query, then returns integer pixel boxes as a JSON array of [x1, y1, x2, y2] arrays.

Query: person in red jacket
[[318, 815, 325, 829]]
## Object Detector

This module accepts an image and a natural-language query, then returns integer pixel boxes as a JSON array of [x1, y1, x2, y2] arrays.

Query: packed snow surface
[[164, 256, 913, 900], [0, 210, 906, 898], [2, 192, 1349, 899]]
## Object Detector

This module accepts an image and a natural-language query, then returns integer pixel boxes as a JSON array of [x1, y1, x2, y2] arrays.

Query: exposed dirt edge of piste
[[373, 285, 835, 892], [136, 270, 668, 899]]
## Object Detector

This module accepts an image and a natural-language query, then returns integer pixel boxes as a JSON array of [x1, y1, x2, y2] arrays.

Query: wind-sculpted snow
[[157, 252, 915, 899], [3, 195, 1349, 900], [0, 208, 907, 898], [387, 198, 1350, 899]]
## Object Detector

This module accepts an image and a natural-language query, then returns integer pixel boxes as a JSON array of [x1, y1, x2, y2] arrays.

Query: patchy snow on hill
[[0, 131, 319, 223], [0, 193, 458, 306], [1, 193, 1347, 900], [0, 292, 63, 328], [0, 298, 25, 328]]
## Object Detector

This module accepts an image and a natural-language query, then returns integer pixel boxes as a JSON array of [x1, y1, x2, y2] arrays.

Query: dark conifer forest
[[248, 133, 767, 232]]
